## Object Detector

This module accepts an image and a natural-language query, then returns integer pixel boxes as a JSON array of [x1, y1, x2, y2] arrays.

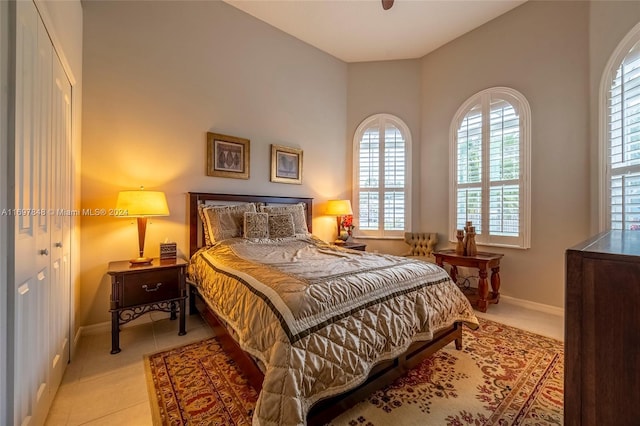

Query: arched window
[[450, 87, 531, 248], [352, 114, 411, 238], [601, 23, 640, 231]]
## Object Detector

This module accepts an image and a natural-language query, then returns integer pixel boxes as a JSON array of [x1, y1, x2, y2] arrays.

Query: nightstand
[[334, 241, 367, 251], [107, 258, 187, 354]]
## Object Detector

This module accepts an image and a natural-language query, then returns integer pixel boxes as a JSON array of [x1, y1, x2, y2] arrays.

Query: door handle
[[39, 248, 49, 256]]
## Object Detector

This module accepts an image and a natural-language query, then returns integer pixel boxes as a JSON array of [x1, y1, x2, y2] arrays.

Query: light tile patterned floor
[[45, 298, 563, 425]]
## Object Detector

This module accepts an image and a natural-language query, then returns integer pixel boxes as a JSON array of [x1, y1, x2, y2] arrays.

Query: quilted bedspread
[[188, 236, 479, 426]]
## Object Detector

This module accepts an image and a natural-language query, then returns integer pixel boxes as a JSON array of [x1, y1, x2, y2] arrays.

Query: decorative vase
[[339, 230, 349, 241], [466, 226, 477, 256], [463, 221, 472, 256], [455, 230, 465, 255]]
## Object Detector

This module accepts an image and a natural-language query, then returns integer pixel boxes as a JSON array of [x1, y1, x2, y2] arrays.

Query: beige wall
[[81, 1, 348, 326], [80, 0, 640, 326], [343, 2, 640, 309], [347, 59, 422, 255], [347, 1, 594, 308], [419, 0, 590, 308]]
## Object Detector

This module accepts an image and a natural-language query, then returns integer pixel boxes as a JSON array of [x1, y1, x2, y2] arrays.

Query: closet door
[[49, 49, 71, 395], [14, 2, 49, 424], [13, 1, 70, 424]]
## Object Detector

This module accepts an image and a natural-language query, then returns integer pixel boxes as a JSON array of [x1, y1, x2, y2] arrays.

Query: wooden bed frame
[[187, 192, 463, 425]]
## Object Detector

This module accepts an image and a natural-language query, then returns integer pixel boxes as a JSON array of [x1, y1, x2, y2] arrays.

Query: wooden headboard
[[187, 192, 313, 257]]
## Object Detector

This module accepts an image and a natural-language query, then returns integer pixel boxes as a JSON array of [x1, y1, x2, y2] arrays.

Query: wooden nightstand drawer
[[122, 269, 180, 307]]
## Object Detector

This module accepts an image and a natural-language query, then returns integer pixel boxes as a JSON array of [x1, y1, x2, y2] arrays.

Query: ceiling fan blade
[[382, 0, 394, 10]]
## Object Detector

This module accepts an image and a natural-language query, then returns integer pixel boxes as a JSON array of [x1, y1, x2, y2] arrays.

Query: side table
[[433, 249, 503, 312], [339, 241, 367, 251], [107, 258, 188, 354], [334, 241, 367, 251]]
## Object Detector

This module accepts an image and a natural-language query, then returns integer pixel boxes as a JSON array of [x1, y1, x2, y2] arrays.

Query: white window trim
[[449, 87, 531, 249], [599, 21, 640, 232], [352, 113, 412, 239]]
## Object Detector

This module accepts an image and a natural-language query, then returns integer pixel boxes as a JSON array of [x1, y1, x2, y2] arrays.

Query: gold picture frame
[[270, 144, 302, 184], [207, 132, 250, 179]]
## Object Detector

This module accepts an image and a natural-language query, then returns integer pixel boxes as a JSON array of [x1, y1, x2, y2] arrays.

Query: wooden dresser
[[565, 230, 640, 426]]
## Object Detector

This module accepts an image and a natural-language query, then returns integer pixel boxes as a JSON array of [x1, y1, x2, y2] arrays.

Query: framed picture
[[207, 132, 250, 179], [271, 144, 303, 184]]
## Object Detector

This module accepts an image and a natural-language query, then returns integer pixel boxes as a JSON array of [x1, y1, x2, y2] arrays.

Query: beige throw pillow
[[243, 212, 269, 239], [268, 214, 296, 238], [201, 203, 256, 244], [260, 203, 309, 235]]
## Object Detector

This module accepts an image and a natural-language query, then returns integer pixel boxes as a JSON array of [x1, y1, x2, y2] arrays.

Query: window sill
[[353, 235, 404, 241], [447, 240, 530, 250]]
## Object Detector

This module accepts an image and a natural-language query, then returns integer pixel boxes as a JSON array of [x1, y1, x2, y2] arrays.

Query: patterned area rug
[[144, 318, 563, 425]]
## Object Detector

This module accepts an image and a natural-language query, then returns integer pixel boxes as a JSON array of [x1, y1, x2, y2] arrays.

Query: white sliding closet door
[[13, 1, 72, 424], [14, 2, 49, 423], [49, 45, 72, 396], [1, 0, 10, 423]]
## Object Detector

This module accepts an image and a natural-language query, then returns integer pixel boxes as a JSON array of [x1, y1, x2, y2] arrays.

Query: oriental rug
[[144, 318, 563, 426]]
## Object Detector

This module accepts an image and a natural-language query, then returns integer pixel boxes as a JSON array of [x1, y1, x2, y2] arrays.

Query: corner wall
[[81, 1, 348, 326], [347, 59, 422, 255], [419, 1, 590, 307]]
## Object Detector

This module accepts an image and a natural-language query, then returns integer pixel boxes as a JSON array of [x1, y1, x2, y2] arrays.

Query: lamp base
[[129, 257, 153, 266]]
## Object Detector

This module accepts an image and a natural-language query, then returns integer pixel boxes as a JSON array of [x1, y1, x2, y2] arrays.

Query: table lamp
[[116, 188, 170, 265], [326, 199, 353, 243]]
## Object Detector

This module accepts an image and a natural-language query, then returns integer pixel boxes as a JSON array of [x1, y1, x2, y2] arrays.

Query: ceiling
[[224, 0, 527, 63]]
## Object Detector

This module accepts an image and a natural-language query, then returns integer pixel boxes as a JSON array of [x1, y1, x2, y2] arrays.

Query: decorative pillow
[[198, 203, 213, 247], [260, 203, 309, 235], [268, 214, 296, 239], [243, 212, 269, 239], [201, 203, 256, 244]]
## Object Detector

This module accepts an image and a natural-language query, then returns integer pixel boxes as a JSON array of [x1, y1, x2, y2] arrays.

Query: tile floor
[[45, 298, 564, 425], [45, 312, 214, 426]]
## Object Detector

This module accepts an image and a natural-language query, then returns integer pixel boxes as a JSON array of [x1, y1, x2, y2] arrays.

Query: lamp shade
[[116, 190, 170, 217], [326, 199, 353, 216]]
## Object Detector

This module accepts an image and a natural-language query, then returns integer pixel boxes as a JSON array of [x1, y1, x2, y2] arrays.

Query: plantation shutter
[[384, 124, 405, 231], [609, 42, 640, 230], [489, 98, 520, 237], [452, 87, 530, 248], [354, 114, 410, 238], [358, 127, 379, 230], [456, 104, 483, 233]]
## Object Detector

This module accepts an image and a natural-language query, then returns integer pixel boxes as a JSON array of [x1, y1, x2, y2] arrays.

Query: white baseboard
[[79, 321, 110, 336], [79, 312, 159, 337], [500, 294, 564, 317], [72, 327, 81, 356]]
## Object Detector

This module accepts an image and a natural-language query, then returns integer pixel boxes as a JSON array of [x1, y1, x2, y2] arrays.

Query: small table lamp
[[326, 199, 353, 243], [116, 188, 170, 265]]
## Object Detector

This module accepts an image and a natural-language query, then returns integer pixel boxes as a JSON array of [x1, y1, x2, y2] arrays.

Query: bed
[[186, 192, 479, 426]]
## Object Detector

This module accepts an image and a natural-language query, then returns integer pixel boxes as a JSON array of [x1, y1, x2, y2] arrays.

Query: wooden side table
[[333, 241, 367, 251], [107, 258, 188, 354], [433, 249, 503, 312]]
